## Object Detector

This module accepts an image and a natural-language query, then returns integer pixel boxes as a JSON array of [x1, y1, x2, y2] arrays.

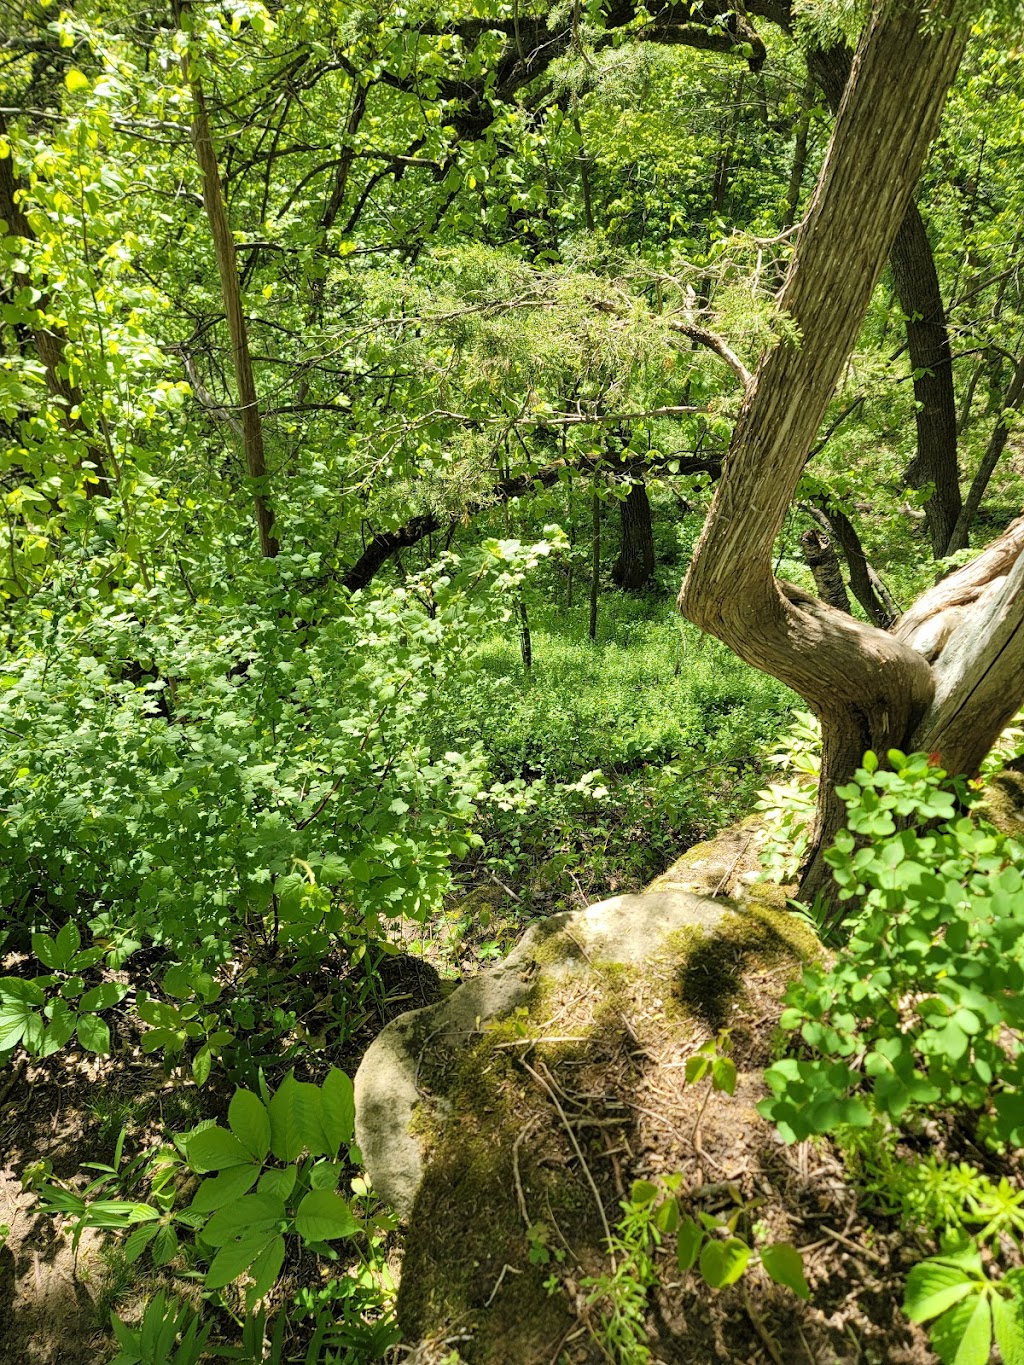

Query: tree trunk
[[680, 0, 972, 901], [611, 478, 655, 590], [176, 14, 278, 559], [800, 527, 851, 614], [590, 491, 601, 641], [806, 44, 961, 559], [945, 358, 1024, 554]]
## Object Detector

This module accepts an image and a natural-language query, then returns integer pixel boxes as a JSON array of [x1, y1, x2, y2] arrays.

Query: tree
[[680, 0, 1023, 897]]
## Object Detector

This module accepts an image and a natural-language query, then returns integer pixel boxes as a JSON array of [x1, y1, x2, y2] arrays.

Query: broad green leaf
[[699, 1237, 750, 1289], [760, 1242, 810, 1300], [904, 1262, 979, 1324], [201, 1194, 285, 1248], [187, 1124, 253, 1173], [151, 1224, 179, 1266], [630, 1180, 659, 1207], [269, 1074, 328, 1161], [711, 1057, 737, 1096], [64, 68, 90, 92], [0, 978, 45, 1007], [992, 1292, 1024, 1365], [189, 1163, 261, 1213], [123, 1222, 159, 1264], [258, 1167, 297, 1200], [293, 1188, 360, 1243], [684, 1221, 709, 1274], [76, 1013, 110, 1054], [245, 1235, 286, 1308], [32, 933, 61, 970], [228, 1089, 271, 1162], [192, 1044, 212, 1087], [930, 1291, 991, 1365], [204, 1234, 275, 1290], [79, 982, 126, 1012], [320, 1069, 355, 1154]]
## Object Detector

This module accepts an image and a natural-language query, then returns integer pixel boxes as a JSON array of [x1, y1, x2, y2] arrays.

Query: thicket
[[0, 0, 1023, 1359]]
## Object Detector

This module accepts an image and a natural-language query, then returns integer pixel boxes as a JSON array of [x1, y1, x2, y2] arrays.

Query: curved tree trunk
[[612, 478, 655, 590], [680, 0, 976, 902], [806, 43, 961, 559]]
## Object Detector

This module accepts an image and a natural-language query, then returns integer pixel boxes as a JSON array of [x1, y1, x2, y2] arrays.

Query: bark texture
[[806, 43, 961, 558], [612, 478, 656, 590], [179, 35, 278, 559], [680, 0, 971, 895]]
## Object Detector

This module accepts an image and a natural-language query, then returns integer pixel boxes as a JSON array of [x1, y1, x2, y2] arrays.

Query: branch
[[667, 318, 753, 389]]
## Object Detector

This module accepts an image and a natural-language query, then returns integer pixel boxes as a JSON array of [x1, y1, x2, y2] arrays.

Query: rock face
[[354, 890, 729, 1216], [354, 823, 819, 1363]]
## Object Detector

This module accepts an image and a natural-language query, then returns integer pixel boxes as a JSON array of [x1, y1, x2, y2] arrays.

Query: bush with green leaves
[[759, 749, 1024, 1147], [0, 921, 127, 1058], [758, 749, 1024, 1364]]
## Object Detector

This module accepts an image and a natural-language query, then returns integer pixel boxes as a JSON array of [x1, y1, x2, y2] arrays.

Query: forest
[[2, 0, 1024, 1359]]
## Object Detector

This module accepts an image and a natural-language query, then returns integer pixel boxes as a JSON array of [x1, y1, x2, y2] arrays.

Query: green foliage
[[760, 751, 1024, 1146], [903, 1240, 1024, 1365], [109, 1293, 212, 1365]]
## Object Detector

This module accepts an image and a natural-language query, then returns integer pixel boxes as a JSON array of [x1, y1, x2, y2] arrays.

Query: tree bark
[[809, 499, 897, 628], [611, 477, 655, 590], [680, 0, 971, 899], [945, 358, 1024, 554], [800, 527, 851, 614], [176, 17, 278, 559], [806, 43, 961, 559]]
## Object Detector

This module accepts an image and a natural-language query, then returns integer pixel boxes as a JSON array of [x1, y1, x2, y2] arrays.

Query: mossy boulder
[[353, 824, 821, 1363]]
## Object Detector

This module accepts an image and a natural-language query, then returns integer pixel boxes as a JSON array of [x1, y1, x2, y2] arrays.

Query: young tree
[[679, 0, 1017, 898]]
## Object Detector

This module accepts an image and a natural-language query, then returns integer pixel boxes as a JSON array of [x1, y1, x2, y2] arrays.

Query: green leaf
[[0, 978, 45, 1007], [904, 1261, 978, 1323], [699, 1237, 750, 1288], [64, 68, 90, 92], [245, 1235, 286, 1308], [711, 1057, 737, 1095], [930, 1290, 991, 1365], [293, 1189, 360, 1243], [228, 1089, 271, 1162], [151, 1224, 179, 1266], [257, 1167, 297, 1201], [268, 1073, 328, 1162], [192, 1044, 212, 1087], [76, 1013, 110, 1055], [187, 1124, 253, 1173], [992, 1293, 1024, 1365], [320, 1069, 355, 1154], [189, 1163, 261, 1213], [204, 1235, 275, 1290], [630, 1180, 659, 1207], [201, 1194, 285, 1248], [123, 1222, 159, 1264], [79, 982, 126, 1012], [31, 933, 62, 970], [760, 1242, 810, 1299]]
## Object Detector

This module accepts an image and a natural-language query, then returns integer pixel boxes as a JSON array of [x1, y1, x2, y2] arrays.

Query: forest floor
[[0, 821, 986, 1365]]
